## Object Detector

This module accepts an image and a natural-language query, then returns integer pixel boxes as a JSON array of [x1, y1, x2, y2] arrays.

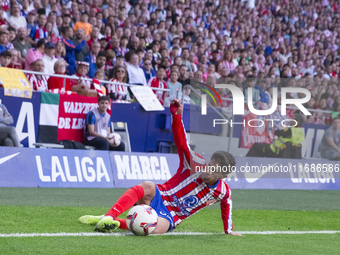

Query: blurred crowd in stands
[[0, 0, 339, 124]]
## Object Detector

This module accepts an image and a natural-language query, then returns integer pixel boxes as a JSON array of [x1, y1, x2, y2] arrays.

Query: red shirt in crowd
[[47, 74, 72, 91]]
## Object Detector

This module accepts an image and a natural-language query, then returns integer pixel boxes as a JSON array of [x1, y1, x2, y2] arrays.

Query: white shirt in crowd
[[127, 64, 147, 86], [8, 15, 27, 29], [42, 54, 58, 77]]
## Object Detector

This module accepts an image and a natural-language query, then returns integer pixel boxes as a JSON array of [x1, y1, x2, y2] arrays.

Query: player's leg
[[92, 181, 156, 232], [105, 181, 155, 219], [152, 217, 170, 234]]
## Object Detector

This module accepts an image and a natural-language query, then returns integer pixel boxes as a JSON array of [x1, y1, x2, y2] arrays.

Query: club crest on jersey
[[183, 195, 199, 208]]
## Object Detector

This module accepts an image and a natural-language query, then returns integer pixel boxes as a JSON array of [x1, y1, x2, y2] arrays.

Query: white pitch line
[[0, 231, 339, 238]]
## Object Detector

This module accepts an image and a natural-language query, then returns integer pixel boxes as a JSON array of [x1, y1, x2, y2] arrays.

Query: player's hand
[[170, 99, 183, 115], [228, 232, 243, 236]]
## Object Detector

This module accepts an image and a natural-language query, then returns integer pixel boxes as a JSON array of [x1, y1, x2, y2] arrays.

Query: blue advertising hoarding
[[0, 147, 37, 187], [0, 148, 339, 190], [0, 89, 41, 148]]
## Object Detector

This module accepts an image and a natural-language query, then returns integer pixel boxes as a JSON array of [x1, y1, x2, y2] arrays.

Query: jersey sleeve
[[171, 113, 206, 174], [85, 111, 96, 125], [220, 186, 233, 234]]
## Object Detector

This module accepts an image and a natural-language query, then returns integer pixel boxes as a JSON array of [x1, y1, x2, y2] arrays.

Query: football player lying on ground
[[79, 99, 242, 236]]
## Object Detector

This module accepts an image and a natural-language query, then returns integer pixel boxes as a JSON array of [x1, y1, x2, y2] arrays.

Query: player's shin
[[105, 185, 145, 218]]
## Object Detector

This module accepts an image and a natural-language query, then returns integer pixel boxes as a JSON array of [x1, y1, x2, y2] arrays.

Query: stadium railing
[[22, 70, 170, 93]]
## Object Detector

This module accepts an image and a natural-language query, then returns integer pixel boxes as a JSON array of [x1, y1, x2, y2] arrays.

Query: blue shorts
[[149, 186, 175, 232]]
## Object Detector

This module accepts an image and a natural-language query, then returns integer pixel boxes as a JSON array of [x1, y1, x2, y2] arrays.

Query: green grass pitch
[[0, 188, 339, 255]]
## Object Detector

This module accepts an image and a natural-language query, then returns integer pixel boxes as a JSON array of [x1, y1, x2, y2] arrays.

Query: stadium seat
[[158, 141, 171, 153], [111, 122, 132, 152]]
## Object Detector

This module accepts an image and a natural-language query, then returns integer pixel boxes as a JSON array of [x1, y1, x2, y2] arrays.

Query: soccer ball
[[108, 133, 121, 147], [126, 205, 158, 236]]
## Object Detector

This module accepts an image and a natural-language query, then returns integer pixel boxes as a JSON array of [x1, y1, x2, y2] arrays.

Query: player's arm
[[170, 99, 206, 173], [220, 187, 242, 236]]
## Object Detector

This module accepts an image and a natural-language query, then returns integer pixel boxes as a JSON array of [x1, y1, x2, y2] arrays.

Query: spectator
[[181, 48, 192, 73], [0, 50, 12, 67], [147, 66, 167, 105], [107, 37, 120, 57], [55, 41, 66, 61], [42, 42, 57, 76], [166, 71, 182, 101], [178, 64, 190, 86], [0, 30, 8, 54], [0, 7, 8, 30], [127, 52, 147, 86], [73, 12, 92, 37], [26, 59, 48, 92], [0, 103, 20, 147], [108, 66, 130, 102], [31, 13, 48, 43], [45, 22, 57, 44], [105, 49, 116, 72], [99, 37, 108, 52], [8, 49, 22, 69], [320, 118, 340, 160], [203, 64, 217, 84], [128, 36, 140, 52], [84, 96, 125, 151], [12, 27, 31, 60], [244, 77, 261, 103], [8, 4, 26, 29], [8, 26, 16, 44], [119, 36, 129, 56], [47, 60, 72, 91], [62, 26, 85, 75], [71, 61, 91, 88], [142, 58, 156, 83], [85, 41, 100, 65], [182, 85, 192, 104], [72, 28, 89, 62], [25, 39, 45, 70], [88, 51, 106, 78], [87, 26, 100, 50]]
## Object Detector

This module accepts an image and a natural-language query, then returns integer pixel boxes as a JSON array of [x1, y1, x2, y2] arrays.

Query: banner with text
[[0, 67, 32, 98], [57, 94, 100, 142]]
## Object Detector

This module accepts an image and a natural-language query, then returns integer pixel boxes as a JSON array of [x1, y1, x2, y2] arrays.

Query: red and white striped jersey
[[147, 77, 167, 105], [108, 79, 130, 101], [26, 74, 48, 92], [157, 112, 233, 234]]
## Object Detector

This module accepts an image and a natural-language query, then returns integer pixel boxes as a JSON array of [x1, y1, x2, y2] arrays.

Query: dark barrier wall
[[0, 147, 339, 190]]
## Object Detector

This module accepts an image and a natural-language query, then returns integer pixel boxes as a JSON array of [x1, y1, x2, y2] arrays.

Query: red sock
[[105, 185, 144, 218], [116, 218, 129, 230]]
